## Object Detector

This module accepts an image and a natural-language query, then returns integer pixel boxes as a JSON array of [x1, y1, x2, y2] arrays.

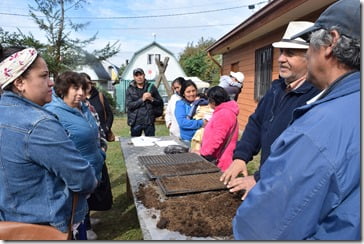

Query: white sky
[[0, 0, 268, 67]]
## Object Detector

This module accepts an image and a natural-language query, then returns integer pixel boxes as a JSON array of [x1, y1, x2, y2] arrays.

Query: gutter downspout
[[207, 51, 223, 75]]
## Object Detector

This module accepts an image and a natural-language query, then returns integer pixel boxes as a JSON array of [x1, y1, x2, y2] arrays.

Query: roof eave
[[207, 0, 336, 55]]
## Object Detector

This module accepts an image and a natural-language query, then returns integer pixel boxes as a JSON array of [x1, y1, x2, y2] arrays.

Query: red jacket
[[200, 100, 239, 171]]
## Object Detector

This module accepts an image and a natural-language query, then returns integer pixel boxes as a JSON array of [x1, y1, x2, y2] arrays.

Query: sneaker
[[86, 229, 98, 240], [90, 217, 101, 226]]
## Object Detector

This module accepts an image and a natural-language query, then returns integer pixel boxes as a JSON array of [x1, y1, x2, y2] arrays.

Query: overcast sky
[[0, 0, 268, 67]]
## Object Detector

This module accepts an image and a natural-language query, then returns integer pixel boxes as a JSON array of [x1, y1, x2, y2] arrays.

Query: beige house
[[207, 0, 337, 130]]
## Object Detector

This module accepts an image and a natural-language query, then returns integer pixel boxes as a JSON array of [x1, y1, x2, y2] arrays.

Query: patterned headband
[[0, 48, 38, 89]]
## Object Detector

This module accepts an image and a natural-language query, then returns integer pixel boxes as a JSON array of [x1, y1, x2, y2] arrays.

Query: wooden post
[[154, 57, 173, 98]]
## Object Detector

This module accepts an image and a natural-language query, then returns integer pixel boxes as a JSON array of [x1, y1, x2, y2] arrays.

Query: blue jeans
[[131, 124, 155, 137]]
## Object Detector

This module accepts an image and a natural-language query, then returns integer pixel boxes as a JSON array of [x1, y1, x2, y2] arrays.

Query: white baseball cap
[[230, 71, 245, 83]]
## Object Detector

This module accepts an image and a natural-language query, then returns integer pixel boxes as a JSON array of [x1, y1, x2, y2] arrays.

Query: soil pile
[[136, 181, 243, 238]]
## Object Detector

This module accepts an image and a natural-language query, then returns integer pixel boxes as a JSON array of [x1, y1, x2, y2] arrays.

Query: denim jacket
[[0, 91, 97, 232], [45, 92, 105, 181]]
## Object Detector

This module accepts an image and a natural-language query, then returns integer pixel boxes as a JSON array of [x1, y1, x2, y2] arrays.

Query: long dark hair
[[180, 79, 197, 100], [172, 77, 185, 87]]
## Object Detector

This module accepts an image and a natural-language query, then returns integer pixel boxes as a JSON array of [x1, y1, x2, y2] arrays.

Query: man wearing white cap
[[218, 71, 244, 100], [221, 21, 320, 197], [232, 0, 360, 240]]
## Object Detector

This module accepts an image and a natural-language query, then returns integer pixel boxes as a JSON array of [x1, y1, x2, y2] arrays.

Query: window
[[155, 54, 161, 62], [230, 62, 239, 72], [254, 45, 273, 101], [147, 54, 154, 64], [147, 54, 161, 64]]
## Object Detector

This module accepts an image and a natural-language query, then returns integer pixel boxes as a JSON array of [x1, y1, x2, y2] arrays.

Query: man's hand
[[227, 175, 256, 200], [220, 159, 248, 185], [142, 92, 153, 101]]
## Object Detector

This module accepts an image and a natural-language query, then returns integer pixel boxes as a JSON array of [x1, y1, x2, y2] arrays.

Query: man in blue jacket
[[220, 21, 320, 196], [233, 0, 360, 240]]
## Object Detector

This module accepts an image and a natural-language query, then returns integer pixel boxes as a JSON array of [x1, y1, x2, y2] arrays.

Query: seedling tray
[[144, 160, 220, 179], [138, 153, 207, 166], [156, 172, 227, 196]]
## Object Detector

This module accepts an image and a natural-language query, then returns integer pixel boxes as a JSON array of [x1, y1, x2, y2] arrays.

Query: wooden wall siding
[[222, 28, 282, 131], [220, 7, 327, 132]]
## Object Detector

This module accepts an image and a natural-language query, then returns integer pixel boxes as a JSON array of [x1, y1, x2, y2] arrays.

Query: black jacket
[[88, 86, 114, 137], [126, 80, 163, 127]]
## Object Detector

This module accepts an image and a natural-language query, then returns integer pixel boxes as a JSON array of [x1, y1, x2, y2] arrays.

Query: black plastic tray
[[144, 160, 220, 179], [156, 172, 227, 196], [138, 152, 208, 166]]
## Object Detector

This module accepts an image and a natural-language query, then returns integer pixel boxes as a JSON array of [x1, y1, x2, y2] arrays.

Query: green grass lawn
[[92, 115, 259, 240]]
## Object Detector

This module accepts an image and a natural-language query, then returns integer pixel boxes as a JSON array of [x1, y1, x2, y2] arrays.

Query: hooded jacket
[[45, 93, 105, 180], [200, 100, 239, 171], [233, 72, 360, 240], [126, 80, 164, 127]]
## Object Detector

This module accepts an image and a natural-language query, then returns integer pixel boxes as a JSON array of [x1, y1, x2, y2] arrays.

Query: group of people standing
[[125, 67, 241, 172], [0, 46, 114, 240], [163, 76, 240, 171], [0, 0, 360, 240], [157, 0, 360, 240]]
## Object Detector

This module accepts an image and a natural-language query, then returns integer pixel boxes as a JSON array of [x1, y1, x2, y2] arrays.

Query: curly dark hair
[[54, 71, 88, 98]]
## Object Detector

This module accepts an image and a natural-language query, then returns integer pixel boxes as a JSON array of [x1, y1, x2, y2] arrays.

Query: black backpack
[[147, 83, 164, 118]]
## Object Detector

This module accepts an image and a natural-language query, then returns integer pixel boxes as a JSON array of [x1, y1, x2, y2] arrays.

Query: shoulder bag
[[0, 193, 78, 240], [99, 92, 115, 142], [88, 162, 113, 211], [202, 119, 238, 165], [89, 92, 114, 211], [147, 83, 164, 118]]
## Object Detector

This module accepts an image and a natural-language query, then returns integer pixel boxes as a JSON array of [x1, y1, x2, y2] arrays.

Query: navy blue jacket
[[233, 78, 320, 180]]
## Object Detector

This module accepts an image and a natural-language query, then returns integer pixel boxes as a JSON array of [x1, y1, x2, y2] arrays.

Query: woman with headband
[[0, 46, 98, 239]]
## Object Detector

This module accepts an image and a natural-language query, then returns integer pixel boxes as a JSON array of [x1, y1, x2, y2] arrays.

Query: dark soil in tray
[[135, 182, 243, 238], [157, 172, 227, 195], [145, 161, 219, 179]]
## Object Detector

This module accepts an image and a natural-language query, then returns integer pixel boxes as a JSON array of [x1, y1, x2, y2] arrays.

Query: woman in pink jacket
[[200, 86, 239, 171]]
